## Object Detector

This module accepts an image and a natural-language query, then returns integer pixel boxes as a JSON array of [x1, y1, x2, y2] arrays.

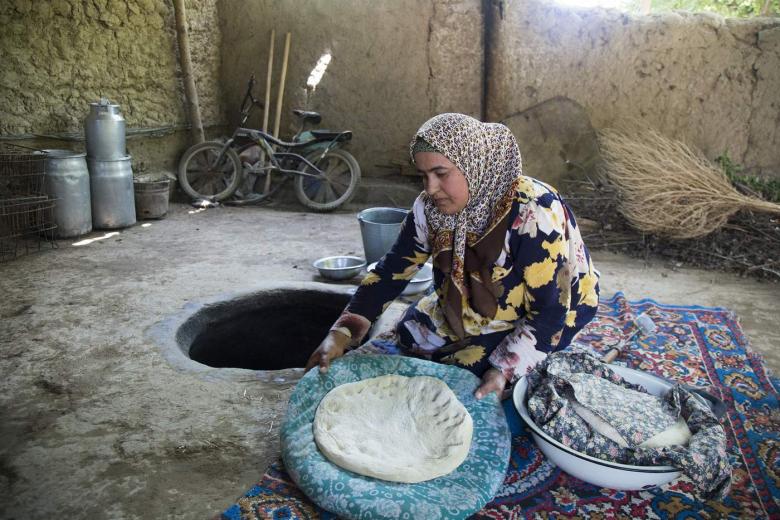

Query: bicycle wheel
[[294, 148, 361, 212], [178, 141, 243, 201], [235, 143, 289, 202]]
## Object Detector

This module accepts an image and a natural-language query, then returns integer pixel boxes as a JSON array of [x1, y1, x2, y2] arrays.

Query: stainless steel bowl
[[313, 256, 367, 280]]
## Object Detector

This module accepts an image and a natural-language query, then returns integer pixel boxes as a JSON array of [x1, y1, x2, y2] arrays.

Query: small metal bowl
[[313, 256, 367, 280]]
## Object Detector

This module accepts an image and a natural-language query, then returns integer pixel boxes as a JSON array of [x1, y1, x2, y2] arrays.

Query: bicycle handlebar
[[239, 74, 264, 124]]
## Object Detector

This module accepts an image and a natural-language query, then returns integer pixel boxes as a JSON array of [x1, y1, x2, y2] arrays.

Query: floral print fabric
[[410, 114, 523, 339], [345, 174, 600, 383], [280, 354, 511, 520], [525, 350, 732, 498]]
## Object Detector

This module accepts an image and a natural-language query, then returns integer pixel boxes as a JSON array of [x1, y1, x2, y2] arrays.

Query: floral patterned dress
[[339, 176, 600, 383]]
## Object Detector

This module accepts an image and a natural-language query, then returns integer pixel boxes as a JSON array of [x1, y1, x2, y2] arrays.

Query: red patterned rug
[[218, 293, 779, 519]]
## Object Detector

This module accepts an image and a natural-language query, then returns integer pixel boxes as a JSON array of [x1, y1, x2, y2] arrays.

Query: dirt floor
[[0, 201, 777, 519]]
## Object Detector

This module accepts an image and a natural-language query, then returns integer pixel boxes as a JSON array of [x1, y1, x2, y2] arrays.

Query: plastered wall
[[217, 0, 484, 178], [488, 0, 780, 176], [2, 0, 777, 179], [0, 0, 223, 172]]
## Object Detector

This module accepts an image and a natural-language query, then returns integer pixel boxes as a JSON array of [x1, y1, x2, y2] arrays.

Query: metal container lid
[[42, 149, 87, 159], [88, 98, 123, 115], [86, 154, 132, 162], [89, 97, 120, 108]]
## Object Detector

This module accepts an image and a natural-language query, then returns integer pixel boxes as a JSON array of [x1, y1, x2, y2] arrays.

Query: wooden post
[[260, 30, 275, 193], [273, 33, 292, 139], [265, 33, 290, 195], [172, 0, 205, 144], [263, 30, 275, 133]]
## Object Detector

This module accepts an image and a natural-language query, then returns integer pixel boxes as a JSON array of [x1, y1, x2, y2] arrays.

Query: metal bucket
[[134, 178, 170, 219], [43, 149, 92, 238], [88, 155, 136, 229], [357, 207, 409, 264], [85, 99, 126, 160]]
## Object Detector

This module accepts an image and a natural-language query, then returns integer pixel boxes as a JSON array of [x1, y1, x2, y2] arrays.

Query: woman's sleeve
[[487, 193, 569, 382], [331, 195, 431, 344]]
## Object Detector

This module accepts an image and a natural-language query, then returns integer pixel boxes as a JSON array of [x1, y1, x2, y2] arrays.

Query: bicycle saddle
[[293, 109, 322, 125]]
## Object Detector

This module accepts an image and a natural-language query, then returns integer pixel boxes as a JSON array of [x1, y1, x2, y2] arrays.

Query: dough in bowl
[[313, 374, 473, 483]]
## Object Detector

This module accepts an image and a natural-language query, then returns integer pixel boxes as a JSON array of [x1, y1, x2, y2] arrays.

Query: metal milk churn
[[88, 155, 136, 229], [85, 98, 126, 159], [84, 99, 136, 229], [43, 149, 92, 238]]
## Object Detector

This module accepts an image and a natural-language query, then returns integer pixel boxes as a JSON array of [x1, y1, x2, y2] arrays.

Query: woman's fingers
[[304, 348, 333, 373], [474, 368, 507, 400], [474, 380, 498, 400], [304, 332, 349, 373], [318, 351, 331, 373], [304, 350, 321, 372]]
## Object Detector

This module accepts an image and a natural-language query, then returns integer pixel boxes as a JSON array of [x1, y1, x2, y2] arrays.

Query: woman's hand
[[304, 329, 351, 373], [475, 368, 508, 400]]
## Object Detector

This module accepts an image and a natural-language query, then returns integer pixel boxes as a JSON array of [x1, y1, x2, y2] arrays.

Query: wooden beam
[[172, 0, 205, 144]]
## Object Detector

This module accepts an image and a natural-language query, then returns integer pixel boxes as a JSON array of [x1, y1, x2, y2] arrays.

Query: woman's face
[[414, 152, 469, 215]]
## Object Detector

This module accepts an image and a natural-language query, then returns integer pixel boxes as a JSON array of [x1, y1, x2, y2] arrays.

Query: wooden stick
[[172, 0, 204, 144], [273, 33, 292, 139], [260, 30, 275, 194], [601, 348, 620, 363], [266, 33, 290, 194], [262, 30, 275, 133]]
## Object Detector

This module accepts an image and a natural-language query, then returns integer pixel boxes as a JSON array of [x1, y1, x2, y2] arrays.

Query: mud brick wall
[[0, 0, 223, 173], [488, 1, 780, 177], [218, 0, 484, 178], [2, 0, 778, 179]]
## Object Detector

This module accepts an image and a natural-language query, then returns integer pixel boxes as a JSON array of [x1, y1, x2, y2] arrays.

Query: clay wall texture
[[1, 0, 778, 178], [217, 0, 483, 178], [0, 0, 223, 171], [489, 1, 780, 176]]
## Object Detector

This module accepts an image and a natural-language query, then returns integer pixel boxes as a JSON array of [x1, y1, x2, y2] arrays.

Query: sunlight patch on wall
[[307, 53, 332, 90]]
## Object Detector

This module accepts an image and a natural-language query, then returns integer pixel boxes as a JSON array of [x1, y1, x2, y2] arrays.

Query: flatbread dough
[[313, 374, 473, 483]]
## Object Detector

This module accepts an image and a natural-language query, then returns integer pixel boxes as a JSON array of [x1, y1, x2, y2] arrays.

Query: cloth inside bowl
[[563, 373, 691, 449], [526, 350, 731, 498]]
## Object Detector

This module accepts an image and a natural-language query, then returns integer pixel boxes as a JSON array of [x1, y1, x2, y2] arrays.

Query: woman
[[305, 113, 599, 400]]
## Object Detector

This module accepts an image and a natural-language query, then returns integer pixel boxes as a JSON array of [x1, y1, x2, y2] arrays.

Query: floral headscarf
[[410, 113, 523, 338]]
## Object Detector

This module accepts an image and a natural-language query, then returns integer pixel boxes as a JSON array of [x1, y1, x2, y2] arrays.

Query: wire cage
[[0, 143, 47, 198], [0, 196, 58, 262], [0, 144, 57, 262]]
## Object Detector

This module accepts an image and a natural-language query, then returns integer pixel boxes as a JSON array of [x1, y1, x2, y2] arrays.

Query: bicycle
[[177, 75, 361, 211]]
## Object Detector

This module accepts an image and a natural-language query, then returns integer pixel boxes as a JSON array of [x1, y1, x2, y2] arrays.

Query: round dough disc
[[313, 374, 473, 483]]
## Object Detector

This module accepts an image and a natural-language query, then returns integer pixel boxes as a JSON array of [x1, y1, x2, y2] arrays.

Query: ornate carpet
[[218, 293, 779, 519]]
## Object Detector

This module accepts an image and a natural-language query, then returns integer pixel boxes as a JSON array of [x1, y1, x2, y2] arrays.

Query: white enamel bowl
[[513, 364, 683, 490]]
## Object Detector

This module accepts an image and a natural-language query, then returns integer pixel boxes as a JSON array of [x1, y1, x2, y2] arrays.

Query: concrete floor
[[0, 201, 777, 519]]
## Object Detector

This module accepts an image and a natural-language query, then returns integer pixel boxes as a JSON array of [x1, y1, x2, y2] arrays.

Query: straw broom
[[598, 125, 780, 239]]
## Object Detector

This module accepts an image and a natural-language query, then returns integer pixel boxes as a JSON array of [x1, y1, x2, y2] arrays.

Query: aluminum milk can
[[43, 149, 92, 238], [88, 155, 136, 229], [85, 99, 126, 160]]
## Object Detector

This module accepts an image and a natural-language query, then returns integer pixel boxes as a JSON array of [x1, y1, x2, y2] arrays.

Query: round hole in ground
[[181, 288, 351, 370]]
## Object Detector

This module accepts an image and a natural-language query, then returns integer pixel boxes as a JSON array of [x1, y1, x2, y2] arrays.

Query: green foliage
[[716, 151, 780, 203], [624, 0, 778, 17], [715, 151, 743, 177]]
